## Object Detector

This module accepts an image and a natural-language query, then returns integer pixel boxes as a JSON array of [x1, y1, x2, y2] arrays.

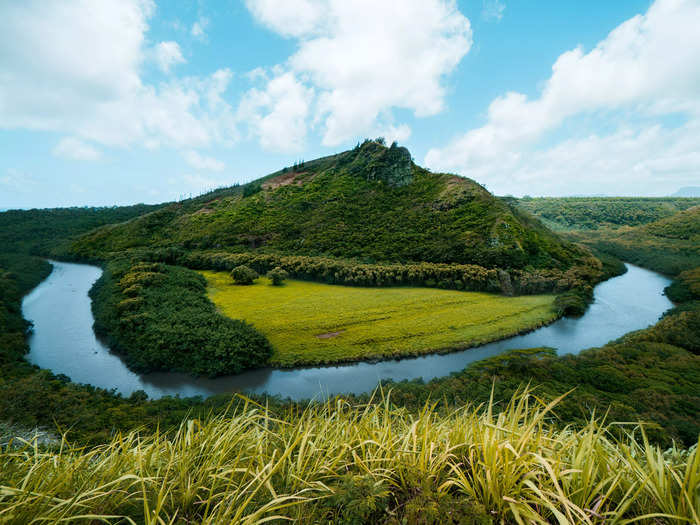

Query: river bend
[[22, 261, 672, 400]]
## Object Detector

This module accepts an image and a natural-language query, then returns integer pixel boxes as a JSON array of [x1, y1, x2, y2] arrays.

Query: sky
[[1, 0, 699, 209]]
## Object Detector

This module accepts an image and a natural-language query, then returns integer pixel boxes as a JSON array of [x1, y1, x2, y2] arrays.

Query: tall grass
[[0, 389, 697, 524]]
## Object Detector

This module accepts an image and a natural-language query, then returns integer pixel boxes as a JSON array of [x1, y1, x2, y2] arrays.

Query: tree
[[231, 265, 258, 285], [267, 267, 289, 286]]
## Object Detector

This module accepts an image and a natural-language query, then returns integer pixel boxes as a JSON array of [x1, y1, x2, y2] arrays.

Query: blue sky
[[1, 0, 699, 209]]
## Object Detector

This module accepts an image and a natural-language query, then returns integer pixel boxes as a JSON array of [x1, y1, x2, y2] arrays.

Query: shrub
[[230, 265, 258, 285], [91, 260, 272, 377], [267, 266, 288, 285]]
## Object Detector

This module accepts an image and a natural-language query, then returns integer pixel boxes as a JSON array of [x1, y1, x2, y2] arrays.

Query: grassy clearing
[[201, 272, 558, 366], [0, 390, 697, 524]]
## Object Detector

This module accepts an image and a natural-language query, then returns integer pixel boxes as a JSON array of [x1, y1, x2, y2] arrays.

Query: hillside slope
[[569, 205, 700, 275], [73, 140, 586, 271], [0, 204, 164, 256], [516, 196, 700, 231]]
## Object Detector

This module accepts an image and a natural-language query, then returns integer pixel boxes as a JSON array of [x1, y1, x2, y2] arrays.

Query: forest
[[90, 259, 272, 376], [516, 196, 700, 231]]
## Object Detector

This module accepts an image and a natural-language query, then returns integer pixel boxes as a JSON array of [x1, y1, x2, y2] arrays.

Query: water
[[22, 261, 673, 400]]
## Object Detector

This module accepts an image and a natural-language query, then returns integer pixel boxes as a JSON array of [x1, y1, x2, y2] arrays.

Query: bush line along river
[[22, 260, 672, 400]]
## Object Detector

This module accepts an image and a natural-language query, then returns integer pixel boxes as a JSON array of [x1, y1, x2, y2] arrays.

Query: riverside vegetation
[[90, 259, 272, 376], [0, 142, 699, 522]]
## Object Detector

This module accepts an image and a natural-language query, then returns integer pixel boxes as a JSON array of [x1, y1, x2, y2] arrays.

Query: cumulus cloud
[[243, 0, 471, 148], [238, 70, 314, 152], [53, 137, 102, 161], [0, 0, 237, 151], [154, 41, 185, 73], [426, 0, 700, 196], [182, 150, 225, 171]]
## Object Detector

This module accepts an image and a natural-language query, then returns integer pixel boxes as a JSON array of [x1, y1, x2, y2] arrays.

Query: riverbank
[[22, 261, 670, 400], [0, 255, 696, 445]]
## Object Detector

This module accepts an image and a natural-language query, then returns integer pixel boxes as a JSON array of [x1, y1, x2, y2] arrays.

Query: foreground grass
[[201, 272, 558, 366], [0, 390, 697, 524]]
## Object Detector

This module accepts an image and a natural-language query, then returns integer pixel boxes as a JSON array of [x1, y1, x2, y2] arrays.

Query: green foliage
[[266, 266, 288, 285], [374, 341, 700, 447], [623, 304, 700, 355], [517, 196, 700, 231], [71, 143, 588, 271], [666, 267, 700, 302], [0, 204, 162, 256], [553, 287, 593, 317], [0, 392, 697, 523], [0, 254, 52, 365], [561, 206, 700, 276], [91, 259, 272, 376], [139, 248, 609, 296], [230, 264, 258, 285]]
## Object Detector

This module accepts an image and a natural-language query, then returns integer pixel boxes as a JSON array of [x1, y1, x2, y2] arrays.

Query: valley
[[1, 143, 698, 523]]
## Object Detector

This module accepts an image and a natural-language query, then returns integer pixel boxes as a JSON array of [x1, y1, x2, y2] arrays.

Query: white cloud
[[426, 0, 700, 196], [374, 124, 412, 145], [238, 71, 314, 152], [191, 17, 209, 38], [482, 0, 505, 21], [0, 1, 237, 151], [244, 0, 471, 147], [182, 150, 225, 171], [53, 137, 102, 161], [154, 41, 185, 73]]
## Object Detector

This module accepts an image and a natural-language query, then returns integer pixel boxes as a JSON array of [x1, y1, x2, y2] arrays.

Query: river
[[22, 260, 673, 400]]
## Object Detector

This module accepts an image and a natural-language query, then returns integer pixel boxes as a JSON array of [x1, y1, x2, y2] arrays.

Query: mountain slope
[[516, 197, 700, 231], [73, 140, 586, 270], [569, 205, 700, 275]]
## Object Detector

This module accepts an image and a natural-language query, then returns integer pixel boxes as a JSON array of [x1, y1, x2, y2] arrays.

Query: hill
[[72, 140, 587, 271], [516, 196, 700, 231], [0, 204, 164, 256], [569, 206, 700, 275]]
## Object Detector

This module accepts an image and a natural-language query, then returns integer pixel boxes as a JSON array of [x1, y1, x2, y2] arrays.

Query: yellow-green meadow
[[200, 271, 558, 366]]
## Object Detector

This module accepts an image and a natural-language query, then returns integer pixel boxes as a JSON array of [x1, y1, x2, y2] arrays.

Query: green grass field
[[200, 272, 558, 366]]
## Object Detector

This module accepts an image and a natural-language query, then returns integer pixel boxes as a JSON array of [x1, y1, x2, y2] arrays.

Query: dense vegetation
[[516, 196, 700, 231], [130, 247, 611, 295], [0, 253, 52, 365], [568, 206, 700, 276], [0, 204, 163, 255], [73, 141, 588, 271], [203, 272, 558, 366], [373, 204, 700, 447], [91, 259, 272, 376], [2, 391, 697, 524]]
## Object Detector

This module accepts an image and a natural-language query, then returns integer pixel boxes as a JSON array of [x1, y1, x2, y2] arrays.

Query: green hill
[[570, 206, 700, 275], [72, 140, 586, 271], [0, 204, 164, 256], [516, 196, 700, 231]]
